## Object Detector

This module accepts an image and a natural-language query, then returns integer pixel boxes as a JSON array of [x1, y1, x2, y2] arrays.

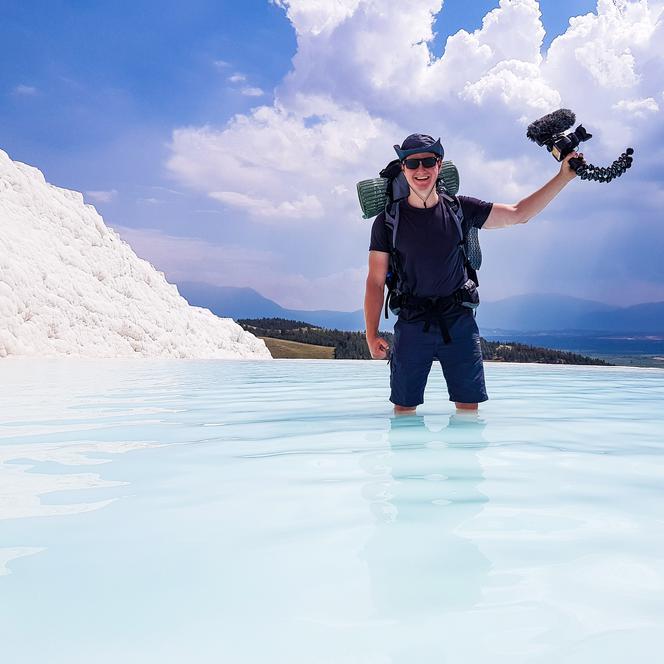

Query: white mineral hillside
[[0, 150, 271, 359]]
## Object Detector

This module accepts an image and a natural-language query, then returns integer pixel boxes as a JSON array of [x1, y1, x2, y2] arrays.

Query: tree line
[[480, 340, 610, 365]]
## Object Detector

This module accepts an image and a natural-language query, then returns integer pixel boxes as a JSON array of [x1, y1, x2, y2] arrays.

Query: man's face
[[401, 152, 441, 193]]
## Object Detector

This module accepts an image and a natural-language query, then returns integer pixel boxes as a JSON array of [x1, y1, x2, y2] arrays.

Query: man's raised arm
[[483, 151, 580, 229]]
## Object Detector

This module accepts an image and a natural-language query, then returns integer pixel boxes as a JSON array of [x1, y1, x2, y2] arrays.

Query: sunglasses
[[402, 156, 440, 169]]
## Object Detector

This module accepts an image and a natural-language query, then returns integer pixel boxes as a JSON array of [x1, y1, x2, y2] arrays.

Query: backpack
[[357, 159, 482, 318]]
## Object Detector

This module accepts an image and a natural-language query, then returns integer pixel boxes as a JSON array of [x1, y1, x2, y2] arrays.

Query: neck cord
[[410, 181, 438, 208]]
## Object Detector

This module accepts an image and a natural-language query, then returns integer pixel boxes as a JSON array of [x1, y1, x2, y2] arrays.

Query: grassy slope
[[260, 337, 335, 359]]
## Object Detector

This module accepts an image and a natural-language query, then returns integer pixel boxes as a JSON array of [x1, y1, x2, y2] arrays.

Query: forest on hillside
[[237, 318, 612, 365]]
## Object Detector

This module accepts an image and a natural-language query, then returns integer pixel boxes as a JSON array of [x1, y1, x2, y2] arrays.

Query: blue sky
[[2, 0, 662, 310], [1, 1, 294, 203]]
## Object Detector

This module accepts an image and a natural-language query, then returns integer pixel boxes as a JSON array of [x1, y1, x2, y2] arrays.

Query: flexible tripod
[[569, 148, 634, 183]]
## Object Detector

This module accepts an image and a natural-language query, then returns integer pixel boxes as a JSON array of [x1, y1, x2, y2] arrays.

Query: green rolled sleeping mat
[[356, 161, 460, 219]]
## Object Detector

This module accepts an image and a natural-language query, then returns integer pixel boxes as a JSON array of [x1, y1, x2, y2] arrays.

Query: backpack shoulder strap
[[384, 199, 399, 250], [440, 191, 465, 242], [384, 170, 409, 250], [441, 192, 482, 286], [382, 201, 402, 319]]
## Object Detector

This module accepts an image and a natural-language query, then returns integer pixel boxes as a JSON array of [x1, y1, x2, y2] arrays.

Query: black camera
[[527, 108, 634, 183], [527, 109, 592, 161]]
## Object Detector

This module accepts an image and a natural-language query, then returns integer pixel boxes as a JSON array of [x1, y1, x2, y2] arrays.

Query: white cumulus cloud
[[85, 189, 118, 203], [241, 86, 265, 96], [167, 95, 400, 225], [210, 190, 323, 221], [12, 84, 38, 96], [613, 96, 659, 117], [272, 0, 364, 36]]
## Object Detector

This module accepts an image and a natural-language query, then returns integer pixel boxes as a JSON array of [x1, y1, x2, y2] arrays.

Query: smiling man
[[365, 133, 579, 415]]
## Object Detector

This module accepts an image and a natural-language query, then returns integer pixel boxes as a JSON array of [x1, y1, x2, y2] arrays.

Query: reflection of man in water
[[361, 413, 491, 637]]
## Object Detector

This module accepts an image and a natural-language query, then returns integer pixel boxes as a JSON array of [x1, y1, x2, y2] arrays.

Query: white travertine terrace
[[0, 150, 270, 359]]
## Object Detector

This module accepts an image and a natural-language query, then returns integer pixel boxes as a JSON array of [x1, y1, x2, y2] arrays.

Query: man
[[365, 133, 580, 415]]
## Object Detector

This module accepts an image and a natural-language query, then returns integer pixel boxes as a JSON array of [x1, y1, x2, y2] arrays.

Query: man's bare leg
[[450, 403, 484, 428], [394, 404, 417, 416]]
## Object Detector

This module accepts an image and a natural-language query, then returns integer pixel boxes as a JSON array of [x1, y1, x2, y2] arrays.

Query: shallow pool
[[1, 359, 664, 663]]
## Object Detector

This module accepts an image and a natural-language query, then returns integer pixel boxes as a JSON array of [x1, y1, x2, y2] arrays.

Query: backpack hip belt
[[397, 288, 476, 344]]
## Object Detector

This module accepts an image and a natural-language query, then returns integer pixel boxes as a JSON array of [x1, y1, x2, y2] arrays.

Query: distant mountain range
[[176, 282, 664, 334], [478, 295, 664, 333], [476, 294, 617, 332], [177, 282, 368, 331]]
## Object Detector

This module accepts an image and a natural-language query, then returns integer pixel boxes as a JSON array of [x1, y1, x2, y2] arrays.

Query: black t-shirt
[[369, 196, 493, 300]]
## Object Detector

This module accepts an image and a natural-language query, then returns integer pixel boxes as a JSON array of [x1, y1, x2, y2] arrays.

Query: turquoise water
[[1, 359, 664, 663]]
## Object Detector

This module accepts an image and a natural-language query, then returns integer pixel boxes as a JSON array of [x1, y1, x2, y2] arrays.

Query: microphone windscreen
[[527, 108, 576, 144]]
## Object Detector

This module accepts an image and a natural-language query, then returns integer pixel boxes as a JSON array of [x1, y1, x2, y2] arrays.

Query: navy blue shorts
[[389, 310, 488, 407]]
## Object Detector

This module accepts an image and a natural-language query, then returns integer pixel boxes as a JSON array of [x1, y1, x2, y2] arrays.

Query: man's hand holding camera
[[559, 151, 582, 182]]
